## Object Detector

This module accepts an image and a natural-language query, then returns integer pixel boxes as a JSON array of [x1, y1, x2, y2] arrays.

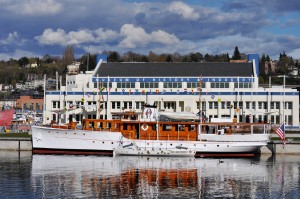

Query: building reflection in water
[[29, 154, 299, 198]]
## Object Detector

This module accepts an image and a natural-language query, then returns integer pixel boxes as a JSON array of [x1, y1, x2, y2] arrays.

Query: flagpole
[[283, 75, 285, 125], [43, 74, 46, 125], [106, 76, 110, 119]]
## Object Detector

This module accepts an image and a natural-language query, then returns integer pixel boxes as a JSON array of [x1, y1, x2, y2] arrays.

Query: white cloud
[[94, 28, 120, 42], [119, 24, 151, 48], [151, 30, 179, 45], [4, 0, 63, 15], [68, 29, 95, 45], [119, 24, 180, 48], [168, 1, 200, 20], [0, 49, 39, 61], [35, 28, 68, 45], [35, 27, 120, 46], [0, 31, 26, 45]]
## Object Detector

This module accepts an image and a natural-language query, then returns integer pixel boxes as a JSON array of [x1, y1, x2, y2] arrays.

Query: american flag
[[276, 123, 285, 144]]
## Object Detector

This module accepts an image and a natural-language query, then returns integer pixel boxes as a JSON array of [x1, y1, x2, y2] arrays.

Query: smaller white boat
[[113, 142, 196, 157]]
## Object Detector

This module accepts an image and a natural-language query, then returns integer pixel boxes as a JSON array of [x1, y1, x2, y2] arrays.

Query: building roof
[[94, 62, 254, 77]]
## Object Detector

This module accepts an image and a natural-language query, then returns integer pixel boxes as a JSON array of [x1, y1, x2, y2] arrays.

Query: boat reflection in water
[[30, 154, 282, 198]]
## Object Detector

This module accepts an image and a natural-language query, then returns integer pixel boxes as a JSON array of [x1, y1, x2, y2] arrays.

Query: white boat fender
[[141, 124, 149, 131]]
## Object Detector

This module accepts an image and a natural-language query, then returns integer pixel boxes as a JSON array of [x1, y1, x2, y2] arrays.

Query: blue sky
[[0, 0, 300, 61]]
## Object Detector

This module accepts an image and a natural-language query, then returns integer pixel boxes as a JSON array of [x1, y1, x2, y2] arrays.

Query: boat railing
[[205, 123, 271, 135]]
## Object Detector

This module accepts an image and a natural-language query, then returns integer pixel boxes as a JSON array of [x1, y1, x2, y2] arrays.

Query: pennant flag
[[177, 89, 179, 94], [129, 89, 131, 95], [156, 90, 159, 94], [235, 108, 239, 113], [115, 88, 117, 92], [93, 91, 96, 95], [211, 94, 215, 99], [218, 98, 221, 103], [192, 89, 194, 93], [184, 88, 187, 92], [86, 93, 90, 98], [276, 123, 285, 146], [142, 90, 145, 94]]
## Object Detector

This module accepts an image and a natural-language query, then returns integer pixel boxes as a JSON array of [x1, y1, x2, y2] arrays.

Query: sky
[[1, 0, 300, 61]]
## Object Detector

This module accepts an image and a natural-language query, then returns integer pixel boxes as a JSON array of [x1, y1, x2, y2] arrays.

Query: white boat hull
[[31, 126, 269, 157]]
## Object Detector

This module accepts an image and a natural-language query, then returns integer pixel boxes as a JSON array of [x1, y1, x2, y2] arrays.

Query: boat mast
[[198, 75, 202, 140]]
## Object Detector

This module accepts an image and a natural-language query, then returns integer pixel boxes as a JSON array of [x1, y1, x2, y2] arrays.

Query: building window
[[117, 82, 135, 88], [112, 101, 121, 109], [164, 102, 176, 110], [234, 82, 252, 88], [135, 101, 145, 110], [187, 82, 206, 88], [211, 82, 229, 88], [163, 82, 182, 88], [286, 102, 292, 109], [36, 103, 40, 110], [123, 101, 132, 109], [288, 115, 292, 125], [140, 82, 159, 88], [94, 82, 112, 89], [52, 101, 60, 109], [197, 102, 205, 110], [246, 102, 251, 109], [258, 102, 263, 109]]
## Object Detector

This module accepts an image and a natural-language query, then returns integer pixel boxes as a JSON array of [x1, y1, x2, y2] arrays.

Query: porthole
[[111, 142, 114, 144], [147, 143, 150, 145], [65, 132, 67, 134], [170, 143, 173, 146], [83, 133, 85, 135], [74, 133, 76, 135], [217, 145, 219, 147], [102, 141, 105, 144], [194, 144, 196, 147], [204, 144, 206, 147], [93, 141, 95, 143]]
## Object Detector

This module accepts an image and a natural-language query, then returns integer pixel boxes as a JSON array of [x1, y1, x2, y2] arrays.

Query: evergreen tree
[[232, 46, 241, 60], [62, 45, 74, 65]]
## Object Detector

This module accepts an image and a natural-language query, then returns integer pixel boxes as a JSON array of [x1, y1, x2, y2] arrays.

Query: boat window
[[152, 124, 156, 131], [114, 123, 120, 130], [162, 124, 172, 131], [176, 125, 185, 131], [106, 122, 111, 129], [189, 125, 195, 131], [123, 124, 128, 130]]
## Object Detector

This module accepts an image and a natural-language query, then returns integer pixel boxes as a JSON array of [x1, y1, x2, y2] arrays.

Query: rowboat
[[113, 142, 196, 157]]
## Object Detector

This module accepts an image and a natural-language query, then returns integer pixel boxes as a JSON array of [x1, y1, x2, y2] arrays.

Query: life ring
[[141, 124, 149, 131]]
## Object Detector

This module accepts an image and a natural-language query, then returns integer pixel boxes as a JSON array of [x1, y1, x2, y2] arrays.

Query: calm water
[[0, 152, 299, 199]]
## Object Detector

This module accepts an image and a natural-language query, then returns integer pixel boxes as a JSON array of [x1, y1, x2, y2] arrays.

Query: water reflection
[[0, 152, 300, 198]]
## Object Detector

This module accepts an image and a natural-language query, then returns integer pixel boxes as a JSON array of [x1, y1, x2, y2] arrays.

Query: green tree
[[232, 46, 241, 60], [18, 57, 29, 67]]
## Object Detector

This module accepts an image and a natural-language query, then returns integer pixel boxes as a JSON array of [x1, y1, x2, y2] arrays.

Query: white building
[[44, 54, 299, 129], [67, 62, 80, 75]]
